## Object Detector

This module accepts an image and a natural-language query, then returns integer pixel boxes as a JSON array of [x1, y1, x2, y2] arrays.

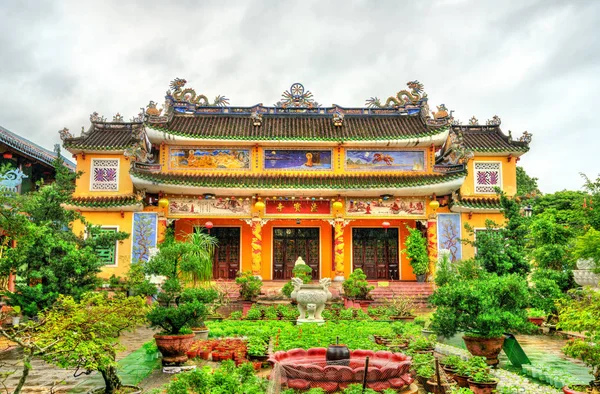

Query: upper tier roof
[[450, 116, 531, 155]]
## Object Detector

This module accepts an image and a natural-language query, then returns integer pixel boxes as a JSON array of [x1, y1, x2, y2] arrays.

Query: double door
[[273, 227, 320, 280], [352, 228, 399, 280], [211, 227, 240, 280]]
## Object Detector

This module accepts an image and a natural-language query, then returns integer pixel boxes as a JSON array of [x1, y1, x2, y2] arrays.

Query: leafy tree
[[516, 166, 540, 199], [581, 173, 600, 231], [464, 191, 529, 276], [574, 228, 600, 273], [0, 293, 147, 394], [404, 226, 429, 276], [532, 191, 589, 235], [0, 150, 128, 316]]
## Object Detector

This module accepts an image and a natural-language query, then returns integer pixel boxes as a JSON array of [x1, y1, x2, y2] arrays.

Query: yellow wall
[[72, 211, 134, 279], [73, 153, 134, 197], [461, 156, 517, 197], [458, 211, 506, 260]]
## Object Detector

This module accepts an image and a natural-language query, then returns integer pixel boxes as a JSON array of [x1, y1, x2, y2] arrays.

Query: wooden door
[[273, 227, 320, 280], [352, 228, 399, 280], [211, 227, 240, 280]]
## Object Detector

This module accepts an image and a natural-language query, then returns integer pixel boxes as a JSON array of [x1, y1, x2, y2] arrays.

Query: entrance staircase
[[215, 280, 435, 307]]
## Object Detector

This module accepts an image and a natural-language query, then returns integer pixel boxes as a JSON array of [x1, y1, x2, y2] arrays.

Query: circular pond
[[268, 348, 413, 392]]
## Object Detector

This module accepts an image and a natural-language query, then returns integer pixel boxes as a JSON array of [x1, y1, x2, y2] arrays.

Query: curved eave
[[145, 124, 449, 148], [63, 147, 128, 155], [62, 202, 143, 212], [130, 173, 465, 197], [450, 205, 501, 214], [472, 150, 528, 157]]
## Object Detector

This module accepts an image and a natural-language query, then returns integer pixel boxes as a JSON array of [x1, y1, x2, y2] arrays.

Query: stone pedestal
[[291, 278, 332, 324]]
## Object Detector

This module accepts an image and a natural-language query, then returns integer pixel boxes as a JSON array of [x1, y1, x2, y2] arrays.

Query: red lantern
[[382, 221, 391, 232], [205, 221, 214, 233], [3, 152, 12, 159]]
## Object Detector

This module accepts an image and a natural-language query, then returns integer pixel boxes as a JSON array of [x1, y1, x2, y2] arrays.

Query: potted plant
[[430, 272, 530, 365], [145, 230, 218, 365], [412, 352, 435, 390], [557, 288, 600, 394], [526, 308, 547, 327], [385, 294, 417, 321], [404, 226, 430, 282], [182, 287, 219, 340], [10, 305, 21, 326], [467, 361, 498, 394], [342, 269, 374, 309], [235, 270, 262, 314], [143, 341, 159, 362]]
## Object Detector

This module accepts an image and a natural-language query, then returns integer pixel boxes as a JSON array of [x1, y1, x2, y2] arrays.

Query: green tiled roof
[[130, 168, 467, 190], [147, 115, 447, 142], [67, 195, 142, 208], [453, 126, 529, 153], [63, 123, 144, 151], [452, 196, 502, 210]]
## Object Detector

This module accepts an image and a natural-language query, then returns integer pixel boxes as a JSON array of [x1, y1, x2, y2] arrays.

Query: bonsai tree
[[145, 230, 218, 335], [235, 270, 263, 301], [0, 293, 147, 394], [281, 264, 313, 298], [404, 226, 429, 280], [342, 269, 374, 300], [557, 288, 600, 393]]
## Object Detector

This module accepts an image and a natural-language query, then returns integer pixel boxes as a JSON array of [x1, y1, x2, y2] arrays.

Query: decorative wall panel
[[132, 213, 158, 262], [345, 150, 425, 171], [345, 198, 425, 216], [437, 213, 462, 261], [263, 149, 332, 171], [474, 162, 501, 193], [168, 147, 250, 170], [90, 159, 119, 191], [168, 197, 252, 216]]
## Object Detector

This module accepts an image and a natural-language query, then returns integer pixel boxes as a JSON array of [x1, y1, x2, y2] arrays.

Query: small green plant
[[448, 388, 475, 394], [263, 305, 279, 320], [142, 341, 158, 355], [342, 269, 374, 300], [404, 226, 429, 277], [412, 352, 435, 378], [235, 271, 262, 301], [441, 355, 464, 370], [527, 308, 547, 318], [245, 306, 262, 320], [229, 311, 243, 320], [408, 334, 436, 352], [339, 308, 355, 320], [465, 356, 488, 377], [247, 336, 268, 357], [384, 294, 416, 317]]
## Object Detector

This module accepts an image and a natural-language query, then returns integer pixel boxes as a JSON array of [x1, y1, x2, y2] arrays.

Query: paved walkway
[[0, 327, 156, 394]]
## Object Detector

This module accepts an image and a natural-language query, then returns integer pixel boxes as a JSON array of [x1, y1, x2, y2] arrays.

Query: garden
[[0, 158, 600, 394]]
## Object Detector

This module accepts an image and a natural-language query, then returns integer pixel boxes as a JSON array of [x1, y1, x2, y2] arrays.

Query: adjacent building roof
[[61, 115, 145, 153], [452, 123, 531, 155], [63, 194, 143, 212], [0, 125, 76, 171]]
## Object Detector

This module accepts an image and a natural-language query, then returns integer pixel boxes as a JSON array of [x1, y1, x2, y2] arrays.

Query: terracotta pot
[[427, 379, 457, 392], [562, 385, 589, 394], [468, 379, 499, 394], [154, 333, 195, 364], [241, 301, 254, 315], [198, 350, 211, 360], [253, 361, 262, 371], [463, 335, 505, 366], [453, 374, 470, 388], [528, 317, 545, 326], [394, 315, 416, 322], [416, 274, 426, 282], [192, 327, 209, 340], [87, 385, 142, 394]]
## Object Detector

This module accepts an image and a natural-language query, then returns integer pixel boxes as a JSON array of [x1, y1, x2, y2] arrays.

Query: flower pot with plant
[[404, 226, 430, 282], [526, 308, 547, 327], [145, 230, 218, 365], [412, 352, 435, 390], [467, 366, 498, 394], [342, 269, 374, 307], [557, 288, 600, 394], [235, 270, 262, 313], [430, 271, 530, 366]]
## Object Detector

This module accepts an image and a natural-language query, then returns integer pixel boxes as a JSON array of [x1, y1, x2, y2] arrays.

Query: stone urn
[[574, 259, 599, 288], [290, 277, 332, 324]]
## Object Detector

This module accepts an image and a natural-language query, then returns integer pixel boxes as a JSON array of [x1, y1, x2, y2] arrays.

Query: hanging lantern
[[382, 221, 391, 232], [3, 152, 12, 159], [205, 221, 214, 230], [429, 199, 440, 212], [158, 198, 169, 209], [254, 198, 265, 211], [332, 199, 344, 212]]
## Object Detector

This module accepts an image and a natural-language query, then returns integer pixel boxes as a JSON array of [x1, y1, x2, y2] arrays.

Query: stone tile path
[[0, 327, 156, 394]]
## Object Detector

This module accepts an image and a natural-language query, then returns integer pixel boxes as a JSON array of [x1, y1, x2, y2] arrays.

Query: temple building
[[60, 79, 532, 281]]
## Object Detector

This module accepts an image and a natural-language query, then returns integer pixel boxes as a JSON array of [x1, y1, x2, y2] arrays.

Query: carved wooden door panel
[[352, 228, 399, 280], [273, 228, 320, 280], [211, 227, 240, 280]]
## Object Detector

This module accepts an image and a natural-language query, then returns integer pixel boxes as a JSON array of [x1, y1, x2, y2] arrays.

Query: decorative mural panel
[[90, 159, 119, 191], [265, 200, 331, 215], [345, 150, 425, 171], [168, 147, 250, 170], [168, 197, 252, 216], [263, 149, 332, 171], [474, 162, 501, 193], [437, 213, 462, 262], [346, 198, 425, 216], [132, 213, 158, 262]]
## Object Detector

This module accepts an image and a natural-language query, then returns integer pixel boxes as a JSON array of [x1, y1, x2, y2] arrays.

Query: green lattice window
[[94, 227, 117, 266]]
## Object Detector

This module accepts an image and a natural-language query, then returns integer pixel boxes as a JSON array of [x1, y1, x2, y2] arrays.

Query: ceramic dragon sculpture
[[168, 78, 229, 107], [366, 80, 427, 108]]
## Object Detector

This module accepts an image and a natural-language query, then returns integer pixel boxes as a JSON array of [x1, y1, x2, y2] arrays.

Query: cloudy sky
[[1, 0, 598, 192]]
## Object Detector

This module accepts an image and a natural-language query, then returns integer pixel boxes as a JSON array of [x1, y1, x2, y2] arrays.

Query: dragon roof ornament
[[441, 130, 474, 165], [58, 127, 73, 141], [167, 78, 229, 107], [486, 115, 501, 126], [519, 131, 532, 144], [276, 83, 320, 108], [366, 80, 427, 109]]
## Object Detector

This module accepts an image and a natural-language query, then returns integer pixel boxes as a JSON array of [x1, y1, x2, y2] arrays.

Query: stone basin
[[268, 348, 413, 392]]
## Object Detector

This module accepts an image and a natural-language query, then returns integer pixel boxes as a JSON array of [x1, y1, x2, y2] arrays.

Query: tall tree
[[516, 166, 540, 199], [0, 149, 128, 316]]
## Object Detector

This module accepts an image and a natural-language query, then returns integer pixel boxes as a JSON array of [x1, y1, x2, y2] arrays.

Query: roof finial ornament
[[432, 104, 449, 120], [332, 110, 345, 127], [365, 80, 427, 108], [167, 77, 229, 107], [519, 131, 533, 144], [250, 111, 263, 126], [486, 115, 501, 126], [112, 113, 124, 123], [145, 101, 163, 116], [58, 127, 73, 141], [468, 116, 479, 125], [276, 83, 320, 108], [443, 131, 474, 165], [90, 112, 106, 123]]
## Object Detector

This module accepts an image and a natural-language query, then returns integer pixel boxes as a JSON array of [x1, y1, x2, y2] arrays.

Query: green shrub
[[404, 226, 429, 276], [235, 271, 262, 301], [229, 311, 243, 320], [281, 264, 313, 298], [342, 269, 374, 300], [245, 305, 262, 320]]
